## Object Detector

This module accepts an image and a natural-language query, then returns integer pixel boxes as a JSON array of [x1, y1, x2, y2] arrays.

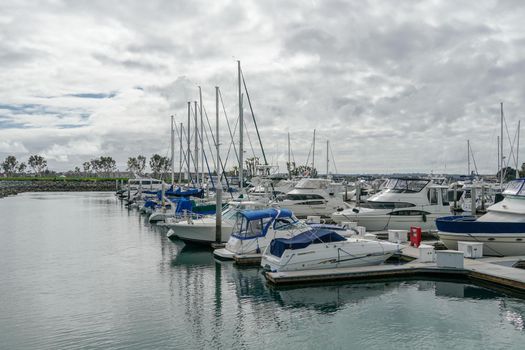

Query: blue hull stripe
[[436, 216, 525, 234]]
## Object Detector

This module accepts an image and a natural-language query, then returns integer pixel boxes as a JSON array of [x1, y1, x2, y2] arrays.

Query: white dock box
[[418, 244, 435, 263], [457, 241, 483, 258], [436, 250, 464, 269], [388, 230, 408, 243]]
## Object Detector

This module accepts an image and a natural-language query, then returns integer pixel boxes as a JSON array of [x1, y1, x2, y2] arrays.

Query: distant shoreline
[[0, 179, 120, 198]]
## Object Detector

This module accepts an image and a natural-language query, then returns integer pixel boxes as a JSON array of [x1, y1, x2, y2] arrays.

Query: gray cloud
[[0, 0, 524, 174]]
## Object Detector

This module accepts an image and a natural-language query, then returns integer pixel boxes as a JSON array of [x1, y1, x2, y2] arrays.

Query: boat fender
[[352, 208, 360, 213], [422, 213, 427, 222], [337, 207, 344, 212]]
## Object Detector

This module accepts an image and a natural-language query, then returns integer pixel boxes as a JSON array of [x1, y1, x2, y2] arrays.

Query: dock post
[[481, 185, 486, 211], [356, 182, 361, 206], [453, 186, 457, 212], [161, 182, 166, 212]]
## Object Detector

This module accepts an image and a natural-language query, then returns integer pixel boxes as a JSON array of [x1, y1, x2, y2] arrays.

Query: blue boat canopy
[[269, 229, 346, 258], [240, 208, 293, 221]]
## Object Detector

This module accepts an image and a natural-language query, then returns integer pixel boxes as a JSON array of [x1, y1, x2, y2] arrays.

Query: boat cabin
[[231, 208, 297, 239]]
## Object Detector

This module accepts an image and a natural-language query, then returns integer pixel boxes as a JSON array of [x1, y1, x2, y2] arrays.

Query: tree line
[[1, 154, 173, 178]]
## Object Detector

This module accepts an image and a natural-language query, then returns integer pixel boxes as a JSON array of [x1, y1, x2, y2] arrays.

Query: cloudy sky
[[1, 0, 524, 175]]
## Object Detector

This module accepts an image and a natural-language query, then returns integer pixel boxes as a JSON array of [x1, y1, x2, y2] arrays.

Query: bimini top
[[239, 208, 293, 221], [270, 229, 346, 258]]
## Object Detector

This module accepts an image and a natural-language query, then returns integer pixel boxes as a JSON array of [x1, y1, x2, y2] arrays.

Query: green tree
[[17, 162, 27, 174], [28, 155, 47, 176], [137, 155, 146, 175], [99, 156, 116, 177], [82, 161, 91, 175], [149, 154, 170, 178], [1, 155, 18, 176], [497, 166, 517, 182], [291, 165, 317, 178]]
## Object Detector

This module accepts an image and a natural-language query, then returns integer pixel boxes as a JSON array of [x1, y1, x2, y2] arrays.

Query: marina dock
[[265, 243, 525, 296]]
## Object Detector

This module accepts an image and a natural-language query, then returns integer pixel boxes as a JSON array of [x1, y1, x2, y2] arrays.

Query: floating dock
[[265, 243, 525, 296]]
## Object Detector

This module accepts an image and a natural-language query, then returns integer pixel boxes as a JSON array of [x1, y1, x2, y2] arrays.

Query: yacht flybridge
[[274, 178, 350, 218], [331, 178, 452, 231], [437, 178, 525, 256]]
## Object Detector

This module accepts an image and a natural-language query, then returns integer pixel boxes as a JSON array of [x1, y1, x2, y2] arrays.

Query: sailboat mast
[[187, 102, 191, 183], [238, 60, 243, 189], [194, 101, 199, 186], [517, 120, 521, 179], [467, 139, 470, 176], [215, 86, 222, 243], [326, 140, 329, 177], [287, 132, 291, 180], [170, 115, 175, 186], [199, 86, 204, 185], [312, 129, 316, 172], [500, 102, 504, 187], [179, 122, 183, 183]]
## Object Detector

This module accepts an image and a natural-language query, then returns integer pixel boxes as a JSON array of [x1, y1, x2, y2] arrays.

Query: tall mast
[[326, 140, 329, 177], [194, 101, 199, 186], [215, 86, 222, 243], [238, 60, 243, 189], [312, 129, 316, 172], [287, 132, 291, 180], [517, 120, 521, 179], [500, 102, 504, 187], [187, 102, 191, 183], [179, 122, 183, 183], [467, 139, 470, 176], [497, 135, 500, 180], [170, 115, 175, 186], [199, 86, 204, 185]]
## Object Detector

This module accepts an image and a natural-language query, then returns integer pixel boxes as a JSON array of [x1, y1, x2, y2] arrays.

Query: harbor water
[[2, 192, 525, 349]]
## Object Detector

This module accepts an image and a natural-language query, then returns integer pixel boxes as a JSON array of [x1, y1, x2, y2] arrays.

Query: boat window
[[387, 179, 429, 193], [441, 188, 449, 205], [284, 194, 325, 201], [359, 201, 415, 209], [428, 188, 438, 205], [390, 210, 430, 216], [306, 200, 325, 205], [504, 180, 523, 195], [273, 217, 296, 230]]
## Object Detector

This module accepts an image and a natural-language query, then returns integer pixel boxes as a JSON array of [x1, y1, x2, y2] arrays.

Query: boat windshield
[[231, 216, 274, 239], [504, 180, 524, 196], [294, 179, 329, 189], [384, 179, 429, 193]]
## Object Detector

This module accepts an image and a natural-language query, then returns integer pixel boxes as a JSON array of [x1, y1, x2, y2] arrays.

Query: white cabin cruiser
[[437, 178, 525, 256], [261, 230, 399, 272], [331, 178, 451, 231], [274, 178, 350, 218], [213, 208, 354, 260], [163, 200, 267, 245]]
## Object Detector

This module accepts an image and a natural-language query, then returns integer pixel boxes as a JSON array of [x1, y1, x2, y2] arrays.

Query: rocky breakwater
[[0, 180, 117, 198]]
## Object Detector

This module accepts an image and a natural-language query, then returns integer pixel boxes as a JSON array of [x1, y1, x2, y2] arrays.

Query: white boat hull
[[438, 232, 525, 256], [168, 221, 234, 245], [332, 212, 440, 231], [261, 239, 398, 272]]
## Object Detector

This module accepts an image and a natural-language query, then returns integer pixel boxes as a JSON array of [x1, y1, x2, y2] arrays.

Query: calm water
[[2, 192, 525, 349]]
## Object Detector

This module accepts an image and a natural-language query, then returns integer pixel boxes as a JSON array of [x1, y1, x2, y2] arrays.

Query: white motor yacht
[[331, 178, 452, 231], [213, 208, 354, 260], [261, 230, 399, 272], [274, 178, 350, 218], [437, 178, 525, 256]]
